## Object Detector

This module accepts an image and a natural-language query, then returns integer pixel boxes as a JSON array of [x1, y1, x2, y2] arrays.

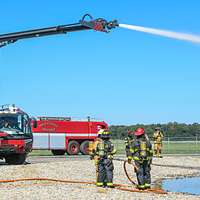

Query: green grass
[[30, 150, 53, 156], [112, 140, 200, 155], [28, 140, 200, 156], [162, 142, 200, 154]]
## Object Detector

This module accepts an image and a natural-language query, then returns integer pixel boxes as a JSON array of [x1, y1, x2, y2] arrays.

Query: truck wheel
[[67, 141, 80, 155], [80, 140, 89, 155], [51, 150, 65, 156], [5, 153, 27, 165]]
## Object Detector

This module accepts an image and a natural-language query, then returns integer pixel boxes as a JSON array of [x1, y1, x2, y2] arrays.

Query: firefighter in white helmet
[[90, 128, 116, 188]]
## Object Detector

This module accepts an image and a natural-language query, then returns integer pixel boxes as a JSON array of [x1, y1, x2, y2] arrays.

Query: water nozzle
[[107, 20, 119, 30], [80, 14, 118, 33]]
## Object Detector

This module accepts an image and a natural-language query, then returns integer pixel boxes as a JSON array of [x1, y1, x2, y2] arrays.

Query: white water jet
[[119, 24, 200, 44]]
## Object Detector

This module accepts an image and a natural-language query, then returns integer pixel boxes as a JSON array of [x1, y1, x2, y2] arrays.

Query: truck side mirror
[[33, 120, 37, 128], [32, 118, 37, 128]]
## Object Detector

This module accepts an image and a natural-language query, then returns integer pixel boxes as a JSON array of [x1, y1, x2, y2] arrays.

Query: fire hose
[[0, 158, 166, 194], [114, 158, 137, 185], [0, 177, 167, 195], [113, 158, 167, 194], [123, 160, 137, 185]]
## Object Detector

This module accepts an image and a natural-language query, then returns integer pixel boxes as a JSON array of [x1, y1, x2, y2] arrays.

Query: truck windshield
[[0, 113, 31, 136]]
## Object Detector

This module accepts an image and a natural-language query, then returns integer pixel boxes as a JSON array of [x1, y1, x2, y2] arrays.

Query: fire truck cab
[[0, 104, 34, 164], [32, 116, 108, 155]]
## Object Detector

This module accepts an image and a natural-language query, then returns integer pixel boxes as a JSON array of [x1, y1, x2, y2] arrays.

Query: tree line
[[109, 122, 200, 140]]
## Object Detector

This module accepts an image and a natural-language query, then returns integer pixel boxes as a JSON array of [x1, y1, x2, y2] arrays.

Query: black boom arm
[[0, 14, 118, 48]]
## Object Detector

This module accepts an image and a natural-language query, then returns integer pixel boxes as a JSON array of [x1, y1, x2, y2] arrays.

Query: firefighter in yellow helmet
[[125, 128, 153, 190], [153, 127, 164, 158], [90, 128, 116, 188]]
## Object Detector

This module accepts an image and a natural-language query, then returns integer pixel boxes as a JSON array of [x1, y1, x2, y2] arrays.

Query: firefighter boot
[[106, 182, 115, 188], [137, 184, 146, 190], [144, 183, 151, 189], [96, 182, 104, 187]]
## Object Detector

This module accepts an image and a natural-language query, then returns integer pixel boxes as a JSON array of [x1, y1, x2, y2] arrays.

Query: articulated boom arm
[[0, 14, 118, 48]]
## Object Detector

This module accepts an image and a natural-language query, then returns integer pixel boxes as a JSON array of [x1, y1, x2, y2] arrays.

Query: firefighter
[[90, 129, 116, 188], [126, 127, 153, 190], [153, 127, 164, 158], [89, 131, 103, 183], [125, 130, 135, 156]]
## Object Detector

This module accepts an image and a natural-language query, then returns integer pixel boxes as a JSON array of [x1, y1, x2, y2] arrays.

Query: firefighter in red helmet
[[125, 127, 153, 189]]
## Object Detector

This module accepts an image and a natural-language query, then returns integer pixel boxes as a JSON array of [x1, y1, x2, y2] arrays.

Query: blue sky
[[0, 1, 200, 125]]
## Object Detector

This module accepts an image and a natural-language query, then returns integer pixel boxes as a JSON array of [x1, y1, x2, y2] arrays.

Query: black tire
[[80, 140, 89, 155], [51, 150, 65, 156], [5, 153, 27, 165], [67, 140, 80, 155]]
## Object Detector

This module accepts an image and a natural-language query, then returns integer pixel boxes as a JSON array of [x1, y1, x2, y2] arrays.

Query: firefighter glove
[[127, 159, 132, 164], [90, 155, 94, 160]]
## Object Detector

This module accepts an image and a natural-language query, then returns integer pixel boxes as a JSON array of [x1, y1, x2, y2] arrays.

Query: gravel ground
[[0, 156, 200, 200]]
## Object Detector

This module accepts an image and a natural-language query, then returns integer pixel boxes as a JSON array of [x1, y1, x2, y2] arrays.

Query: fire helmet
[[127, 130, 134, 139], [134, 127, 145, 136], [127, 130, 135, 136], [155, 127, 161, 131], [97, 129, 111, 139], [97, 129, 105, 134]]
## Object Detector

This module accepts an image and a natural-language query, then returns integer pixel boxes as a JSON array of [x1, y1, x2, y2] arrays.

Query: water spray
[[119, 23, 200, 44]]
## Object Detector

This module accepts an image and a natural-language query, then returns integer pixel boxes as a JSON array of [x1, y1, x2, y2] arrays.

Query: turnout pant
[[135, 160, 151, 186], [97, 158, 114, 186], [154, 143, 162, 156]]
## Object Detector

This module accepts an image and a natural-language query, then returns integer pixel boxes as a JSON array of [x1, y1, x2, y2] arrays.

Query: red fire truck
[[32, 117, 108, 155], [0, 104, 35, 164]]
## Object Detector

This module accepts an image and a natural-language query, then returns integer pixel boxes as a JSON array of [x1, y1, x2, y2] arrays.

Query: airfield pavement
[[0, 156, 200, 200]]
